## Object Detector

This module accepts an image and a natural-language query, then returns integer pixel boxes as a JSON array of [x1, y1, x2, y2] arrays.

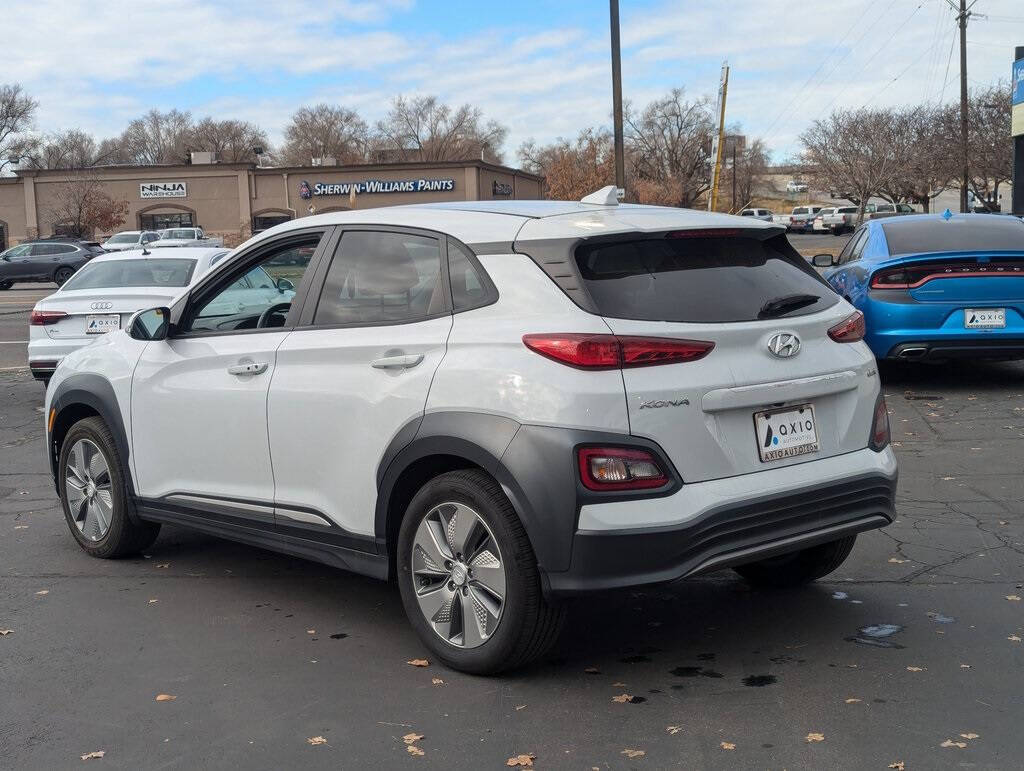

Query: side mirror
[[812, 254, 836, 268], [128, 306, 171, 341], [277, 278, 295, 293]]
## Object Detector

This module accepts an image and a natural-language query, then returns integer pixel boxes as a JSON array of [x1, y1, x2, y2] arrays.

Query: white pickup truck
[[152, 227, 224, 248], [823, 203, 916, 234]]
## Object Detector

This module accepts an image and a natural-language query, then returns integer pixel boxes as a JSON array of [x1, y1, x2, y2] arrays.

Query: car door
[[0, 244, 33, 280], [130, 229, 328, 516], [267, 227, 452, 540], [830, 227, 868, 297]]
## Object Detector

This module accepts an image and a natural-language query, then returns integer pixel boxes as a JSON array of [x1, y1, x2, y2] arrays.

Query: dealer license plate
[[964, 308, 1005, 329], [85, 314, 120, 335], [754, 404, 819, 463]]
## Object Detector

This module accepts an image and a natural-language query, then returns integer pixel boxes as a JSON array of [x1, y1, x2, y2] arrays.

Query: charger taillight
[[828, 311, 865, 343], [577, 447, 668, 491], [522, 334, 713, 370], [30, 310, 67, 326], [870, 261, 1024, 289]]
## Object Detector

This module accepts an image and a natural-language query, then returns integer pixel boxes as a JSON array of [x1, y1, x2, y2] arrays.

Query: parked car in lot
[[739, 208, 774, 221], [786, 180, 809, 194], [28, 247, 229, 383], [0, 238, 104, 288], [789, 205, 824, 232], [812, 207, 840, 232], [45, 189, 896, 674], [154, 226, 224, 248], [812, 213, 1024, 360], [102, 231, 161, 251], [823, 206, 861, 235], [868, 202, 916, 220]]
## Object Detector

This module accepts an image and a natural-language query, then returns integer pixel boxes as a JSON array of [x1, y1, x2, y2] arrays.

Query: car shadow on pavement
[[878, 359, 1024, 390]]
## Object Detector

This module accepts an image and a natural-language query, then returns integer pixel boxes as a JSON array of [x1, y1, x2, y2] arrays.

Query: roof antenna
[[580, 186, 619, 206]]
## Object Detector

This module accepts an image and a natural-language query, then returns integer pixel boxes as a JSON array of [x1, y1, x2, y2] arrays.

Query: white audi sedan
[[28, 247, 230, 384]]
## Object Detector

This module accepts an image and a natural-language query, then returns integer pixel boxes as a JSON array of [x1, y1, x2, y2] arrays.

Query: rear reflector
[[870, 395, 890, 451], [870, 261, 1024, 289], [30, 310, 68, 326], [577, 446, 668, 491], [522, 334, 713, 370], [827, 311, 865, 343]]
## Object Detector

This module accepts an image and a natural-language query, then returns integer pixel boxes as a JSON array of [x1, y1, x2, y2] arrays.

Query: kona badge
[[639, 398, 690, 409]]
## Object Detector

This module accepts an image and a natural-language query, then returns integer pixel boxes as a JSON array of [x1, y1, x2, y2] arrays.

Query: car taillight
[[870, 261, 1024, 289], [870, 395, 890, 451], [577, 446, 668, 491], [30, 310, 68, 326], [522, 334, 714, 370], [827, 311, 865, 343]]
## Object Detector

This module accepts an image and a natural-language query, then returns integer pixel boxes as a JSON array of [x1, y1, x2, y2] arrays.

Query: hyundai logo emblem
[[90, 301, 113, 310], [767, 333, 801, 358]]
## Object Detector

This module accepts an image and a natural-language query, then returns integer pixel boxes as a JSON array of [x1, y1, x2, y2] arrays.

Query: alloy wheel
[[410, 502, 506, 649], [64, 439, 114, 542]]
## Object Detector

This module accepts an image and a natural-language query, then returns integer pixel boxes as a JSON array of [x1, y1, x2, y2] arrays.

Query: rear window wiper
[[758, 293, 820, 319]]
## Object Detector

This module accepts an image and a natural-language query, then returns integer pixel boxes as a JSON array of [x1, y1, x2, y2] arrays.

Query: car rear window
[[574, 234, 837, 323], [62, 258, 196, 290], [882, 217, 1024, 256]]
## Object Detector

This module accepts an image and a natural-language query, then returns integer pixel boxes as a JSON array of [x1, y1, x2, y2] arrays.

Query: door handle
[[227, 361, 268, 376], [371, 354, 424, 370]]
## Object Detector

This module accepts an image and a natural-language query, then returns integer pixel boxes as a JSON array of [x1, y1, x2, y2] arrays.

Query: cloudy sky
[[6, 0, 1023, 162]]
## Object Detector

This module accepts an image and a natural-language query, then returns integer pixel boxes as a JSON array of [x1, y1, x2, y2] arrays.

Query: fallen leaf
[[584, 667, 600, 674], [720, 741, 736, 750], [506, 753, 535, 767], [402, 733, 423, 745], [666, 725, 683, 734], [1005, 595, 1021, 602], [14, 525, 28, 529], [406, 659, 429, 667], [960, 664, 971, 669], [941, 476, 956, 481], [80, 750, 105, 760], [888, 762, 905, 770], [307, 736, 327, 746], [155, 694, 176, 702], [806, 732, 825, 743], [845, 698, 861, 704], [888, 558, 907, 564], [0, 630, 12, 636], [1009, 635, 1022, 642], [35, 590, 49, 595], [306, 629, 316, 634], [155, 563, 169, 569], [407, 745, 425, 757], [515, 705, 526, 710], [612, 693, 632, 703], [940, 739, 967, 749], [612, 681, 627, 687], [960, 732, 980, 740], [906, 666, 925, 672], [431, 678, 444, 686], [621, 749, 646, 758]]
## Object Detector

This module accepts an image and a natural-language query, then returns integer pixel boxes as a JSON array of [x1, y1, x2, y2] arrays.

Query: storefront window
[[140, 213, 194, 231], [253, 214, 292, 232]]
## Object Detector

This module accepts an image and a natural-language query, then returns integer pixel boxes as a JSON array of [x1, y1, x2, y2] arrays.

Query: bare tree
[[189, 118, 269, 163], [800, 108, 905, 222], [624, 88, 714, 208], [118, 109, 194, 165], [518, 128, 615, 200], [18, 129, 122, 169], [962, 81, 1013, 211], [877, 106, 955, 212], [719, 136, 771, 211], [0, 84, 38, 173], [44, 174, 129, 238], [278, 104, 368, 166], [374, 96, 507, 163]]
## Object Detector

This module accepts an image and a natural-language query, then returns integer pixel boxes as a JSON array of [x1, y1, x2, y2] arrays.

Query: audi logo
[[767, 332, 801, 358], [90, 301, 113, 310]]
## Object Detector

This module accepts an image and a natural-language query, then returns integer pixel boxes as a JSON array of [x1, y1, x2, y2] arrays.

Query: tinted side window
[[838, 229, 865, 264], [447, 238, 494, 312], [314, 231, 444, 326]]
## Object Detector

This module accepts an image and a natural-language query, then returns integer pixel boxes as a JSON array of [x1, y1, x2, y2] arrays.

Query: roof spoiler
[[580, 186, 620, 206]]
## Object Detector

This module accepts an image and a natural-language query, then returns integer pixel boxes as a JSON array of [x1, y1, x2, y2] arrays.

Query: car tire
[[57, 416, 160, 558], [397, 469, 565, 675], [54, 267, 74, 286], [0, 280, 11, 290], [733, 535, 856, 588]]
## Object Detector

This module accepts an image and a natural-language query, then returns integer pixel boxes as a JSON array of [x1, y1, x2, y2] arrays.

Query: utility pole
[[609, 0, 626, 199], [731, 142, 737, 213], [708, 62, 729, 212], [957, 0, 970, 212]]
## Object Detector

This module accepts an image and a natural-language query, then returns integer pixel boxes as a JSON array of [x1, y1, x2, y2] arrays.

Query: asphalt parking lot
[[1, 350, 1023, 768]]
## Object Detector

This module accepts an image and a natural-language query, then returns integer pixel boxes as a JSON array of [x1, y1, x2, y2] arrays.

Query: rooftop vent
[[190, 151, 218, 165]]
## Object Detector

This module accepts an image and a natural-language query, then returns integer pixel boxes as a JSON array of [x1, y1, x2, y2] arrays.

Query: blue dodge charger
[[813, 213, 1024, 360]]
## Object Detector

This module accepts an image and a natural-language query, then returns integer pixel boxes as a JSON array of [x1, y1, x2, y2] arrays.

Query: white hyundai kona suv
[[44, 190, 897, 674], [27, 247, 232, 384]]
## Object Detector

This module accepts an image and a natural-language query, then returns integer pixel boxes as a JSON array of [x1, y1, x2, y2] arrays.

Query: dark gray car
[[0, 240, 103, 288]]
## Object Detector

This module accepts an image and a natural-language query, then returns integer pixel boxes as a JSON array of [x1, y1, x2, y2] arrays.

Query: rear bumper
[[543, 447, 897, 597], [27, 338, 91, 380]]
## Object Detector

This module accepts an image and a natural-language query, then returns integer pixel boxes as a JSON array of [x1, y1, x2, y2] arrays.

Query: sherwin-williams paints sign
[[300, 178, 455, 198]]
